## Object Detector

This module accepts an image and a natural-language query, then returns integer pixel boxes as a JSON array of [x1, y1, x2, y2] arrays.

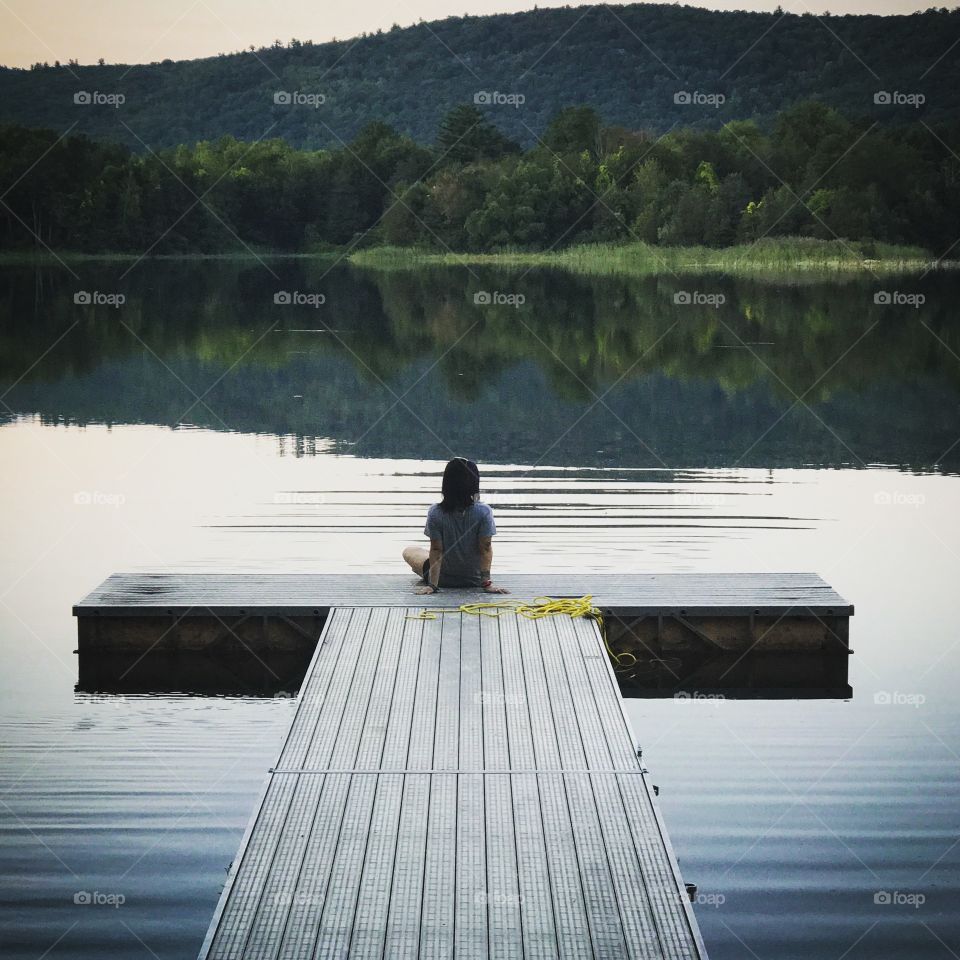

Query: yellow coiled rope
[[407, 595, 637, 667]]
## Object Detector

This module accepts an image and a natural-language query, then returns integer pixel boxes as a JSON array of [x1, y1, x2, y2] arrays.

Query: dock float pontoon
[[73, 572, 852, 654]]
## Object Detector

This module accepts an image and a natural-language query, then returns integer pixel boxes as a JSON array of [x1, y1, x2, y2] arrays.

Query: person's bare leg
[[402, 545, 428, 577]]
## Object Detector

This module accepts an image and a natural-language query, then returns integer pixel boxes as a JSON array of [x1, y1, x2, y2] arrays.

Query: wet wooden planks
[[76, 571, 852, 617], [198, 607, 706, 960]]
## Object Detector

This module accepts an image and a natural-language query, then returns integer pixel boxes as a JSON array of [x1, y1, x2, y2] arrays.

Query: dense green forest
[[2, 99, 958, 255], [1, 4, 958, 149]]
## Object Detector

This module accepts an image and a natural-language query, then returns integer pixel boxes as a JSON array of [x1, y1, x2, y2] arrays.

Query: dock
[[74, 572, 852, 653], [71, 572, 853, 958], [198, 605, 707, 959]]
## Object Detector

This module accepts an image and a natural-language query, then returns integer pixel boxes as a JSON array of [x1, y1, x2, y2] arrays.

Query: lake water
[[1, 259, 958, 958]]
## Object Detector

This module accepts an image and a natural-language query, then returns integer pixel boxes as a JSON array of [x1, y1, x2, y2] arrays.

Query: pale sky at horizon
[[0, 0, 945, 69]]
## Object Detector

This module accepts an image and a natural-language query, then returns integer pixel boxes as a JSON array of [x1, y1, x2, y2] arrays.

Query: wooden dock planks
[[198, 607, 707, 960], [76, 571, 852, 618]]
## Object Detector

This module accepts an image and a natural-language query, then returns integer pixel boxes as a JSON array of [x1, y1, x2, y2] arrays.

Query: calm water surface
[[1, 260, 959, 958]]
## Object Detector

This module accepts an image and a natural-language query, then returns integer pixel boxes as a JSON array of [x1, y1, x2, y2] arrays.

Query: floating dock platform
[[74, 572, 852, 654], [71, 572, 853, 959]]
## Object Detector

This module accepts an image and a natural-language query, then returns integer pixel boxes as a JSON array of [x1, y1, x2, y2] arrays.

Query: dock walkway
[[198, 605, 708, 959]]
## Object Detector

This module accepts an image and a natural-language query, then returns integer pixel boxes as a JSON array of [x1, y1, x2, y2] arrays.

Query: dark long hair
[[440, 457, 480, 512]]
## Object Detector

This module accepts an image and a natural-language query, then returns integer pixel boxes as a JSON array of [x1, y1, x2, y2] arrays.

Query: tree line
[[1, 100, 958, 255]]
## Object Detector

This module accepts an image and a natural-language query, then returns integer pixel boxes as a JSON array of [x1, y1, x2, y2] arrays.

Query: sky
[[0, 0, 943, 68]]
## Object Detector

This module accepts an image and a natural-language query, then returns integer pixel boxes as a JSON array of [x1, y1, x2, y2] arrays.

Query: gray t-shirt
[[424, 502, 496, 587]]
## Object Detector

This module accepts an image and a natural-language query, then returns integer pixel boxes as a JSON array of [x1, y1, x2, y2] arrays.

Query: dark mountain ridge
[[1, 3, 957, 150]]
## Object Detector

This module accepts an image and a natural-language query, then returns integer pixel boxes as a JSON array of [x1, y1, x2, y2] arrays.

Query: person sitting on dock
[[403, 456, 510, 595]]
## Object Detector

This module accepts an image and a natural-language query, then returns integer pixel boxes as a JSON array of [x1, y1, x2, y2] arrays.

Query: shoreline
[[0, 251, 335, 265], [0, 239, 948, 274], [347, 240, 944, 275]]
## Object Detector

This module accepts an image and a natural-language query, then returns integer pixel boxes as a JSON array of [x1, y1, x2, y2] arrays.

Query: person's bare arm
[[415, 539, 444, 594], [479, 536, 509, 594]]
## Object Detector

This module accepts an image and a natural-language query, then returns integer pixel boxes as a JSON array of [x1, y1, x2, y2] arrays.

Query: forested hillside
[[0, 3, 958, 150], [2, 99, 958, 255]]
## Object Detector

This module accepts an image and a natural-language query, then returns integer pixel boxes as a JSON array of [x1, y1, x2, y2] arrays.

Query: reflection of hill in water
[[2, 260, 959, 471]]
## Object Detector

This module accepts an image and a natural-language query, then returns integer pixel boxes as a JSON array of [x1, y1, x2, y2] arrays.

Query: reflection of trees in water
[[2, 261, 958, 470], [370, 265, 960, 402]]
